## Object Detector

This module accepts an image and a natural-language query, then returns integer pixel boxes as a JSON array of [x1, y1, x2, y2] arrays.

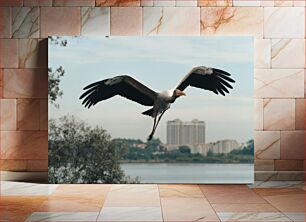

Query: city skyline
[[167, 119, 206, 146], [49, 36, 253, 143], [165, 118, 246, 156]]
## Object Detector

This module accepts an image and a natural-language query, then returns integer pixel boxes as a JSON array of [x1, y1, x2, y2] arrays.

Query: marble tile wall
[[0, 0, 304, 181]]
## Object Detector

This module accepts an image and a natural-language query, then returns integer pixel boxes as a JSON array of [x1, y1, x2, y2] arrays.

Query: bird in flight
[[80, 66, 235, 141]]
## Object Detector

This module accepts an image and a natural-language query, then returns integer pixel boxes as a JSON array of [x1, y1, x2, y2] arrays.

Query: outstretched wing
[[80, 75, 157, 108], [175, 66, 235, 96]]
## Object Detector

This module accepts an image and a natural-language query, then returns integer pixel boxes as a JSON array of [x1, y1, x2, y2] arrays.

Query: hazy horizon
[[49, 36, 254, 144]]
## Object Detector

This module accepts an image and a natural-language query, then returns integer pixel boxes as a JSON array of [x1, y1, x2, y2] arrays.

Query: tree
[[48, 114, 135, 183], [48, 66, 65, 108], [179, 146, 191, 154], [145, 138, 162, 152], [48, 36, 73, 108], [48, 36, 69, 108], [207, 150, 213, 157], [49, 36, 68, 46]]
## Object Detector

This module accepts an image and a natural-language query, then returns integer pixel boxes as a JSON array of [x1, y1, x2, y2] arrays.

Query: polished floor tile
[[103, 184, 160, 207], [159, 184, 204, 198], [1, 183, 304, 222], [217, 212, 291, 221], [212, 203, 278, 212], [25, 212, 99, 221], [263, 193, 305, 212], [37, 196, 104, 212], [199, 185, 266, 204], [97, 207, 163, 221], [248, 181, 304, 189], [0, 196, 47, 221], [51, 184, 111, 198], [161, 197, 219, 221], [283, 212, 305, 221], [36, 184, 111, 212], [1, 181, 58, 196], [255, 188, 305, 212], [254, 188, 304, 196]]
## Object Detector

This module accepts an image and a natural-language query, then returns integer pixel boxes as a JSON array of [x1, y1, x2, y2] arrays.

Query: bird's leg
[[148, 110, 167, 141], [150, 110, 167, 138], [154, 110, 166, 132], [148, 116, 157, 141]]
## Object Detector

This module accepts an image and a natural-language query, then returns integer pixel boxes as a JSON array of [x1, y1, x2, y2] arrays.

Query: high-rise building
[[166, 119, 206, 147], [166, 119, 240, 155], [204, 139, 240, 154], [166, 119, 182, 145]]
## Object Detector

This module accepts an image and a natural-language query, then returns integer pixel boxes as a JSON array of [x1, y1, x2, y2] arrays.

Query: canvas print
[[48, 36, 254, 184]]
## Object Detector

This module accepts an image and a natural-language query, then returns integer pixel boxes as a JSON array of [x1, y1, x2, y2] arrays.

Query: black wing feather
[[80, 75, 157, 108], [176, 66, 235, 96]]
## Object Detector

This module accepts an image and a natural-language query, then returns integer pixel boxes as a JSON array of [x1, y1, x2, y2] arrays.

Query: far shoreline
[[119, 162, 254, 164]]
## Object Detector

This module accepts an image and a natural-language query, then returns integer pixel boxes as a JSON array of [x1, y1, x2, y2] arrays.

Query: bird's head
[[173, 89, 186, 98]]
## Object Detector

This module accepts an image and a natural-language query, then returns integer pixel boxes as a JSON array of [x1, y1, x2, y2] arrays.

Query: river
[[120, 163, 254, 184]]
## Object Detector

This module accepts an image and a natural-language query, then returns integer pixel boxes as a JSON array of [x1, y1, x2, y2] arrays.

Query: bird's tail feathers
[[142, 108, 154, 117]]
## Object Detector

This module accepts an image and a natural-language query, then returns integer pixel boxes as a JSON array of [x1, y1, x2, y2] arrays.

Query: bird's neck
[[168, 95, 177, 103]]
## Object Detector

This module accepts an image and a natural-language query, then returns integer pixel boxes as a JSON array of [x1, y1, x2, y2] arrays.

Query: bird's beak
[[176, 90, 186, 96]]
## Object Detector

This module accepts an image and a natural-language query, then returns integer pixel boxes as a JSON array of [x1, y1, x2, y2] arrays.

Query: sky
[[49, 36, 254, 144]]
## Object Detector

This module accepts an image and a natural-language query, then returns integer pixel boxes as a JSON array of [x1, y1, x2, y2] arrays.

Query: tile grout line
[[197, 184, 223, 222], [198, 184, 295, 221], [255, 191, 282, 211], [157, 184, 165, 222], [249, 189, 294, 221], [95, 184, 112, 221]]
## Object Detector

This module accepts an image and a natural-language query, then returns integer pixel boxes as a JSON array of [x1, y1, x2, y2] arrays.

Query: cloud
[[49, 36, 253, 66]]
